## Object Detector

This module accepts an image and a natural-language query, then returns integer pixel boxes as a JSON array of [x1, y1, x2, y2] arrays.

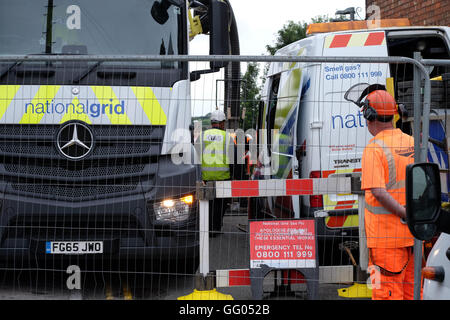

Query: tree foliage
[[266, 16, 329, 55], [240, 16, 330, 130], [240, 62, 261, 131]]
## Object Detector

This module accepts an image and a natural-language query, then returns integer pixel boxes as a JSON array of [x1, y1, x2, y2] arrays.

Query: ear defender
[[344, 83, 399, 122], [361, 99, 378, 121]]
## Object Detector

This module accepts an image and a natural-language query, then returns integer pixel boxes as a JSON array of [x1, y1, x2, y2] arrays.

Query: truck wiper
[[72, 61, 102, 84], [0, 61, 22, 80], [0, 53, 58, 79]]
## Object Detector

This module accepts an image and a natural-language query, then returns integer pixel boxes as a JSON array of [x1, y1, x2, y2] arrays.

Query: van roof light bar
[[306, 18, 411, 35]]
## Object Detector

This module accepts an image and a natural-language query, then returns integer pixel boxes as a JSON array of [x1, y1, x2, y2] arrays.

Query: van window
[[387, 31, 450, 135], [267, 76, 280, 156], [387, 31, 450, 82]]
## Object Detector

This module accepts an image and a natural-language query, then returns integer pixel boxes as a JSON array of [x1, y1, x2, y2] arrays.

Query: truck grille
[[0, 124, 164, 200], [4, 213, 142, 241]]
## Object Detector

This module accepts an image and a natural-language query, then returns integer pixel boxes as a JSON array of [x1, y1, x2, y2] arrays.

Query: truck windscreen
[[0, 0, 184, 64]]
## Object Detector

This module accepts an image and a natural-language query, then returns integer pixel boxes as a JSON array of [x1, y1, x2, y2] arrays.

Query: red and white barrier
[[199, 177, 355, 278], [215, 177, 352, 198], [216, 269, 251, 287]]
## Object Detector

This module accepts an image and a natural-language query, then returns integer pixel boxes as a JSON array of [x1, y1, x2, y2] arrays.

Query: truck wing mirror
[[406, 162, 442, 241], [209, 0, 229, 69], [151, 0, 182, 25]]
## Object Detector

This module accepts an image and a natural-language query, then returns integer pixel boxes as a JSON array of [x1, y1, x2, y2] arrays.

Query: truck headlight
[[153, 195, 194, 223]]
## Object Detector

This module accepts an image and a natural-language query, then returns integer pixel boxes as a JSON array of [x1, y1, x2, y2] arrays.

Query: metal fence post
[[412, 52, 424, 300], [412, 52, 432, 300], [358, 194, 368, 272], [196, 181, 215, 277], [199, 199, 209, 277]]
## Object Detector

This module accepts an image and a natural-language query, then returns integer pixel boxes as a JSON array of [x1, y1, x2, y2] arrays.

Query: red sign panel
[[249, 220, 316, 269]]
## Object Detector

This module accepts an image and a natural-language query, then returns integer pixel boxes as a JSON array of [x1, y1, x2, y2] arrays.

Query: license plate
[[46, 241, 103, 254]]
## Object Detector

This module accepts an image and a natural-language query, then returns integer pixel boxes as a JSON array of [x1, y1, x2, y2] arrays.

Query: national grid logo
[[25, 99, 126, 118]]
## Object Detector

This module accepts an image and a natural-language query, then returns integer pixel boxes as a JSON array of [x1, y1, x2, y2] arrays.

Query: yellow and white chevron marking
[[59, 96, 92, 124], [131, 86, 167, 125], [90, 86, 132, 125], [0, 85, 20, 120], [0, 85, 169, 125], [19, 85, 61, 124]]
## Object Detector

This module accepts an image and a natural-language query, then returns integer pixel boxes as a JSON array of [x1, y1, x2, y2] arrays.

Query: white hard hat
[[210, 109, 226, 122]]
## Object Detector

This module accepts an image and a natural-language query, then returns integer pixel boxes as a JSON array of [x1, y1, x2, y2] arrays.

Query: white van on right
[[254, 21, 450, 272]]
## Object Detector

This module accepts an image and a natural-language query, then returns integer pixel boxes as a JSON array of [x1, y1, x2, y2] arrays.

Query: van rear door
[[319, 31, 390, 228], [270, 62, 304, 218]]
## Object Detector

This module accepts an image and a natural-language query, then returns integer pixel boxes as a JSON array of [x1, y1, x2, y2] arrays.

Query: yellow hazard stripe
[[60, 96, 92, 124], [0, 85, 20, 121], [90, 86, 132, 125], [386, 77, 401, 127], [346, 33, 369, 47], [131, 86, 167, 125], [324, 35, 334, 49], [325, 214, 359, 228], [19, 85, 60, 124], [343, 214, 359, 227]]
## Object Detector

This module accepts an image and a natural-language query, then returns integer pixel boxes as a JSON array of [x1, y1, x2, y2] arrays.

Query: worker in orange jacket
[[345, 84, 416, 300], [230, 132, 255, 179]]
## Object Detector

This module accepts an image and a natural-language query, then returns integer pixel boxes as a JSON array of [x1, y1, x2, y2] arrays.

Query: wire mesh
[[0, 53, 443, 301]]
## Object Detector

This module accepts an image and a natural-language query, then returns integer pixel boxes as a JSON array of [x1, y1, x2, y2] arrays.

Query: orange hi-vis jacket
[[361, 128, 415, 248]]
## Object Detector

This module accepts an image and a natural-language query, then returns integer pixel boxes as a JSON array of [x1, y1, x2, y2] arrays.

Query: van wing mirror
[[406, 162, 442, 241]]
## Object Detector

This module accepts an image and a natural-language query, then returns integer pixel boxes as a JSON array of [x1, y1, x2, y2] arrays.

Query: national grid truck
[[0, 0, 239, 271]]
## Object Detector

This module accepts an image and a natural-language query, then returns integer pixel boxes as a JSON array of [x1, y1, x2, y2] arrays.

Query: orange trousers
[[368, 247, 417, 300]]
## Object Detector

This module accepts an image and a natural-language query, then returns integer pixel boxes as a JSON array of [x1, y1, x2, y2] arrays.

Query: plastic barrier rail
[[197, 176, 360, 280], [214, 177, 356, 198]]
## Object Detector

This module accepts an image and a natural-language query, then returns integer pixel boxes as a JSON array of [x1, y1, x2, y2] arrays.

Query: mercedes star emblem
[[56, 122, 94, 160]]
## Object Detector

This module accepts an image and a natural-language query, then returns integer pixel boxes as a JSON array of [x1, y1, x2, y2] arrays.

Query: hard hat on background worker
[[245, 133, 253, 144], [210, 109, 226, 123]]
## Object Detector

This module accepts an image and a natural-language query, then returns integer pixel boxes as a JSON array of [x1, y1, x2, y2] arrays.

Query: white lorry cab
[[254, 19, 450, 266]]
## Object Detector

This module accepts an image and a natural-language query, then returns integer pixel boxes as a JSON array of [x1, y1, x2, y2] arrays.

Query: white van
[[253, 21, 450, 267]]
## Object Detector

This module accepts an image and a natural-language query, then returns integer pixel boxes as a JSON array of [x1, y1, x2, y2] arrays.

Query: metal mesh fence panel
[[0, 54, 435, 300]]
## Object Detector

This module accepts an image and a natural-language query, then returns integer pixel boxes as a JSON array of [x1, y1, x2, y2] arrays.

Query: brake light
[[422, 266, 445, 282], [309, 171, 323, 208]]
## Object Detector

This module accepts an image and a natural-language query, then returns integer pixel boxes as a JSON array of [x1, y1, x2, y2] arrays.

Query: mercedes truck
[[0, 0, 239, 272]]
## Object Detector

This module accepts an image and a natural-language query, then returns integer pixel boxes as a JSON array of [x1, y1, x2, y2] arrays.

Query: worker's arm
[[370, 188, 406, 220]]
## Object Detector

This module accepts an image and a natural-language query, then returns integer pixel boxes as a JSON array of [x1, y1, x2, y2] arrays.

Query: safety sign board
[[249, 219, 316, 269]]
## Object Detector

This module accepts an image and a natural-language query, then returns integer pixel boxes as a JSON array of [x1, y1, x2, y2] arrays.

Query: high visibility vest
[[201, 128, 231, 181], [362, 129, 415, 248]]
